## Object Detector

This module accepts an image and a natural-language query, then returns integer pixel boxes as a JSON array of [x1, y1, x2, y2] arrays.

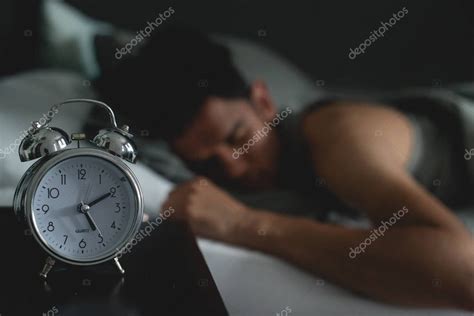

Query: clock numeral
[[99, 174, 102, 184], [111, 221, 116, 229], [110, 187, 117, 198], [60, 174, 67, 185], [63, 235, 68, 245], [47, 188, 60, 199], [97, 233, 104, 243], [41, 204, 50, 214], [79, 239, 87, 249], [115, 203, 121, 213], [47, 222, 55, 232], [77, 168, 87, 180]]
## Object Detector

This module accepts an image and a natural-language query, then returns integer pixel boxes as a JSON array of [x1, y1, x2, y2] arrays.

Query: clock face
[[30, 154, 140, 263]]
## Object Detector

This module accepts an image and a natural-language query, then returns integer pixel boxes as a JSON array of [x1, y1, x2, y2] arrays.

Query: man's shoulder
[[301, 101, 412, 156], [300, 101, 366, 148]]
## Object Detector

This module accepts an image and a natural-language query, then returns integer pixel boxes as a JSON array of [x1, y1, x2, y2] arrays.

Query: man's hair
[[96, 27, 249, 141]]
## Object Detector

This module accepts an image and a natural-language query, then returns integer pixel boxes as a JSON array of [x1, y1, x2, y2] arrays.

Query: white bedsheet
[[198, 238, 472, 316]]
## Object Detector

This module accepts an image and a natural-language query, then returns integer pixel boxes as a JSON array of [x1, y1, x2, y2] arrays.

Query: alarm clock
[[13, 99, 144, 279]]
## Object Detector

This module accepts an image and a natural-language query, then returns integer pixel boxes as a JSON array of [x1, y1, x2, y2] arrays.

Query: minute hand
[[87, 192, 112, 208]]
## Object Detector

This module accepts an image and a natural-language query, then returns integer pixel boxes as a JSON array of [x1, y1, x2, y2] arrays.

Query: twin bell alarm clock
[[13, 99, 144, 279]]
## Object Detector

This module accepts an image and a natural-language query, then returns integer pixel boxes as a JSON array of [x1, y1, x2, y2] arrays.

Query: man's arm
[[232, 207, 474, 309]]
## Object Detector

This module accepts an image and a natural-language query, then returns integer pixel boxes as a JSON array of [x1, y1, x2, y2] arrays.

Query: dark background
[[1, 0, 473, 89]]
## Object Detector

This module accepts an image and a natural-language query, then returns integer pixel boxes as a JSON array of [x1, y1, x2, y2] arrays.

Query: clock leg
[[113, 257, 125, 274], [39, 256, 56, 279]]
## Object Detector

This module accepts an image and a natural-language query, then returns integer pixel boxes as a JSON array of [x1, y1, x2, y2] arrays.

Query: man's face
[[172, 85, 280, 189]]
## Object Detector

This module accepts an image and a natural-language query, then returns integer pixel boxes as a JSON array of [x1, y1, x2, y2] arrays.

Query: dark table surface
[[0, 207, 228, 316]]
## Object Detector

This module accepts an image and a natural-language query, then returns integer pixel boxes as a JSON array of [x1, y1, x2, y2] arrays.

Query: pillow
[[40, 0, 115, 78]]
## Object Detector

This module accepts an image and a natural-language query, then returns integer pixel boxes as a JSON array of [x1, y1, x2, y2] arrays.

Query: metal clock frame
[[14, 148, 144, 270]]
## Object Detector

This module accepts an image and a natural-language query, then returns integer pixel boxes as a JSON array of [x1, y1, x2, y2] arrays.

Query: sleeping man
[[96, 28, 474, 310]]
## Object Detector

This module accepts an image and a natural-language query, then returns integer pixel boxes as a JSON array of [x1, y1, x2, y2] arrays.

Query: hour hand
[[84, 212, 97, 231], [79, 203, 97, 231]]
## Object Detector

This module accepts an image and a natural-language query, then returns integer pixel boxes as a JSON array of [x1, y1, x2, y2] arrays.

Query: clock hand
[[78, 202, 105, 237], [87, 192, 112, 208], [86, 211, 104, 237], [79, 202, 97, 231], [85, 211, 97, 231], [89, 213, 104, 237]]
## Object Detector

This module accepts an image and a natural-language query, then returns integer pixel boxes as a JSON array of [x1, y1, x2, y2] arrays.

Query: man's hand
[[163, 177, 250, 242]]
